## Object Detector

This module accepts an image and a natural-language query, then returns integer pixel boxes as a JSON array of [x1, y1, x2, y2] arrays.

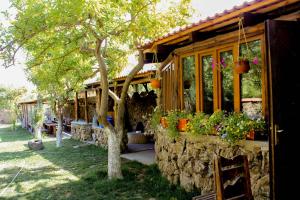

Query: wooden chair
[[193, 155, 253, 200]]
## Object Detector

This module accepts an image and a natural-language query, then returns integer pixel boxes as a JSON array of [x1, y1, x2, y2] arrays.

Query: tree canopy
[[0, 0, 193, 178]]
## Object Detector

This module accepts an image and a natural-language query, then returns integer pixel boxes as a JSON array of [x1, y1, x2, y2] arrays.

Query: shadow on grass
[[4, 162, 199, 200], [0, 126, 32, 142], [1, 137, 200, 199]]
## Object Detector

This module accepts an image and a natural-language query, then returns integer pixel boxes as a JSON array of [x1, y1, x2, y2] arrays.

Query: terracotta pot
[[150, 79, 160, 89], [177, 118, 189, 132], [246, 129, 255, 140], [235, 59, 250, 74], [160, 117, 168, 128]]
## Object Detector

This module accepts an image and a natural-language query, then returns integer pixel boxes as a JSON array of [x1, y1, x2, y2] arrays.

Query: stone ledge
[[155, 130, 269, 199]]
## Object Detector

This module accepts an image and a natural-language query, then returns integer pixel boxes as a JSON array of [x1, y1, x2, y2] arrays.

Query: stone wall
[[71, 123, 108, 149], [155, 129, 269, 199], [71, 122, 92, 141], [126, 90, 157, 131], [92, 127, 108, 149]]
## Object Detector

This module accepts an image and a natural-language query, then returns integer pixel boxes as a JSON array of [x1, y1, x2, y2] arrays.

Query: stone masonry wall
[[155, 129, 269, 199], [71, 122, 92, 141], [71, 123, 108, 149], [92, 127, 108, 149]]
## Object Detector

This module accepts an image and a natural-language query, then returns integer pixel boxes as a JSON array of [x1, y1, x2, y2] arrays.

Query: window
[[240, 40, 262, 118], [220, 50, 234, 112], [182, 56, 196, 113], [201, 55, 214, 114]]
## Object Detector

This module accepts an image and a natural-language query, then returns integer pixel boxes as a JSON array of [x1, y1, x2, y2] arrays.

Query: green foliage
[[187, 112, 209, 135], [166, 110, 191, 139], [30, 104, 44, 130], [207, 110, 225, 134], [150, 106, 162, 129], [219, 112, 249, 143], [166, 110, 180, 139], [0, 86, 26, 129], [219, 112, 266, 144]]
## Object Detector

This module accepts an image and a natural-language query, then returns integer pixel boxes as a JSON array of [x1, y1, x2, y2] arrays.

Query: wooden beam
[[242, 12, 264, 27], [74, 92, 78, 121], [84, 91, 88, 123]]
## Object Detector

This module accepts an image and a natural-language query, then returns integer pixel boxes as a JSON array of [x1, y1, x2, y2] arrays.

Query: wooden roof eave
[[143, 0, 299, 53]]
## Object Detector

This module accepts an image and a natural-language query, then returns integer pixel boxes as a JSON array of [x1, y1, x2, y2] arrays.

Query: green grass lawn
[[0, 125, 199, 200]]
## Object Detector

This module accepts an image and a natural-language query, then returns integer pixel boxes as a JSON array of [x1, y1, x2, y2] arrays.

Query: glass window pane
[[240, 40, 262, 118], [202, 55, 213, 114], [183, 56, 196, 113], [220, 50, 234, 112]]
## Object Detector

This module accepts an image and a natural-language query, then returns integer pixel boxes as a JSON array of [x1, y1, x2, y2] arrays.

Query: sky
[[0, 0, 247, 91]]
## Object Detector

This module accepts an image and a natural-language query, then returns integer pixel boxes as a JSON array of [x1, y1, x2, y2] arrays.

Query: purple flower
[[221, 58, 227, 68], [252, 57, 259, 65]]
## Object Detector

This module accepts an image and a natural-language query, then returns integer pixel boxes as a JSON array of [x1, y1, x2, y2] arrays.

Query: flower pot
[[235, 59, 250, 74], [160, 117, 168, 128], [150, 79, 160, 89], [177, 118, 189, 132], [246, 129, 255, 140]]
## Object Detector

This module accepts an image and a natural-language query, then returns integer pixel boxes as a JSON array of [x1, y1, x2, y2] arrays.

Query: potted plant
[[220, 112, 251, 143], [247, 117, 266, 140], [177, 111, 192, 132], [150, 78, 160, 89], [207, 110, 225, 135], [166, 110, 180, 138], [150, 107, 162, 129], [235, 18, 258, 74], [187, 112, 209, 135]]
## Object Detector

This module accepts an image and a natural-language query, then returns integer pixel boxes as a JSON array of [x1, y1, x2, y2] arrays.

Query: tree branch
[[108, 89, 120, 104]]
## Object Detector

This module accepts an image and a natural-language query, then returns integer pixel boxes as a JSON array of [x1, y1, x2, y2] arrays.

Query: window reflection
[[240, 40, 262, 118], [183, 56, 196, 113], [220, 50, 234, 112], [202, 55, 213, 114]]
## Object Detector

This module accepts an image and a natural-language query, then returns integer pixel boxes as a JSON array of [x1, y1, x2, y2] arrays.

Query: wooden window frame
[[176, 34, 266, 116]]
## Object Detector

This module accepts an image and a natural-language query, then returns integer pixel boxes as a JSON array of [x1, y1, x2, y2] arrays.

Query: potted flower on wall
[[220, 112, 251, 143], [207, 110, 225, 135], [186, 112, 209, 135], [247, 117, 266, 140]]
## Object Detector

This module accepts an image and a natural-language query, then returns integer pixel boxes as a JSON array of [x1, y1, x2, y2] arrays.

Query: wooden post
[[84, 90, 88, 123], [74, 92, 78, 121]]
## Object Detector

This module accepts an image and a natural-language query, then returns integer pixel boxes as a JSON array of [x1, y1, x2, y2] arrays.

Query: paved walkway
[[121, 149, 155, 165]]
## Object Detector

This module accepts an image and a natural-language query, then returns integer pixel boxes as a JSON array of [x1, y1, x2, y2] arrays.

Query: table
[[44, 123, 57, 136]]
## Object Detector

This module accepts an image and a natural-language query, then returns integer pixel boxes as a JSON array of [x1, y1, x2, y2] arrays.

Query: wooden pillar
[[74, 92, 78, 121], [84, 91, 88, 123]]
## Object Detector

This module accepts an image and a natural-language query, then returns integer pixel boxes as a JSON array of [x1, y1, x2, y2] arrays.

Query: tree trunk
[[56, 107, 63, 147], [107, 128, 123, 179]]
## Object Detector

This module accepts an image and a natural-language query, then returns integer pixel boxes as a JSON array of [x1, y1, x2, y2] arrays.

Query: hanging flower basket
[[150, 79, 160, 89], [235, 59, 250, 74]]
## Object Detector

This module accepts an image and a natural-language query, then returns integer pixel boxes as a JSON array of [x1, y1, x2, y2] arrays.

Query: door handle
[[274, 124, 284, 145]]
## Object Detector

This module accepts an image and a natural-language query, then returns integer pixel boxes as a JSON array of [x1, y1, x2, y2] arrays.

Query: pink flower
[[253, 57, 259, 65]]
